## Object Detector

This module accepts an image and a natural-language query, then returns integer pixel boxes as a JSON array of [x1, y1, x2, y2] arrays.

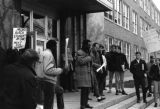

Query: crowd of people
[[0, 38, 160, 109]]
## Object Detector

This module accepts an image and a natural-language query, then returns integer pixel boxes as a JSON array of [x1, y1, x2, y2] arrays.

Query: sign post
[[12, 28, 27, 50]]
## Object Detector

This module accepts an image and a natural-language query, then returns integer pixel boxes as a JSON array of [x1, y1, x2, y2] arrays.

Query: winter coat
[[0, 63, 37, 109], [75, 49, 92, 88], [106, 51, 117, 72], [115, 53, 129, 72], [130, 59, 147, 78], [149, 64, 160, 81], [36, 49, 62, 84]]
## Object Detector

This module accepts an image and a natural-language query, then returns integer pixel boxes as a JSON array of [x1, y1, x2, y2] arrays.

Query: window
[[114, 0, 122, 25], [109, 37, 114, 51], [104, 36, 109, 52], [123, 42, 131, 64], [123, 3, 129, 29], [132, 11, 137, 34], [158, 14, 160, 26], [140, 18, 143, 37], [151, 5, 154, 20], [134, 45, 139, 53], [105, 11, 113, 20], [140, 0, 144, 9], [155, 10, 158, 23]]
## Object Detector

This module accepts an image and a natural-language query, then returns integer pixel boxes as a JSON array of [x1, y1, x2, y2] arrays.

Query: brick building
[[87, 0, 160, 63]]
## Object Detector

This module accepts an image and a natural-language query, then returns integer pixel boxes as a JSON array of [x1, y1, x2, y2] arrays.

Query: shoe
[[147, 93, 152, 97], [137, 99, 140, 103], [97, 97, 105, 102], [115, 90, 119, 95], [80, 106, 85, 109], [122, 90, 128, 95], [154, 103, 158, 107], [143, 100, 147, 104], [85, 104, 93, 108]]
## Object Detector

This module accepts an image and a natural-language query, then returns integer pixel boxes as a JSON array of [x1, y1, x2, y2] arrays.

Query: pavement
[[52, 76, 134, 109]]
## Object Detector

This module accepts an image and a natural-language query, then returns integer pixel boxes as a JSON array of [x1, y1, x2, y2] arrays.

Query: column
[[0, 0, 21, 49]]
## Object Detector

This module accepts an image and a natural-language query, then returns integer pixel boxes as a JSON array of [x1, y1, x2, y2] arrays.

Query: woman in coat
[[75, 40, 93, 109]]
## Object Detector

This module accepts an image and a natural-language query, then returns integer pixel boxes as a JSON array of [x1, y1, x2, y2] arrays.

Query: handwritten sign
[[12, 28, 27, 50], [142, 29, 160, 53]]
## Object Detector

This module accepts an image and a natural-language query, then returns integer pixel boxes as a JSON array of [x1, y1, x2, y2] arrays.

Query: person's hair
[[82, 39, 91, 53], [99, 44, 104, 49], [150, 56, 154, 59], [135, 51, 141, 55], [117, 46, 121, 50], [46, 40, 57, 58], [20, 49, 39, 66], [92, 43, 98, 47]]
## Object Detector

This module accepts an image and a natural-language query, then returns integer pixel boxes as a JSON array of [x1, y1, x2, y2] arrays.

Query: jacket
[[75, 49, 92, 88], [37, 49, 62, 84], [130, 59, 147, 78], [149, 64, 160, 81], [107, 51, 117, 72], [0, 63, 37, 109], [115, 53, 129, 72]]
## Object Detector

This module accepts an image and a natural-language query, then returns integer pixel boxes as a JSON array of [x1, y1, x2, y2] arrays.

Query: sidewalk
[[53, 76, 134, 109]]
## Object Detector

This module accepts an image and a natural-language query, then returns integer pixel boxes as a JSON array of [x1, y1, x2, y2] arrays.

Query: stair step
[[92, 91, 136, 109], [146, 102, 160, 109], [128, 96, 154, 109], [106, 96, 137, 109]]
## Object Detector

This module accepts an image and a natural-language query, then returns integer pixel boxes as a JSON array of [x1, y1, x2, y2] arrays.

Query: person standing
[[36, 39, 63, 109], [75, 39, 93, 109], [146, 56, 154, 97], [107, 45, 117, 93], [149, 58, 160, 107], [130, 52, 148, 103], [115, 46, 129, 95], [0, 49, 39, 109]]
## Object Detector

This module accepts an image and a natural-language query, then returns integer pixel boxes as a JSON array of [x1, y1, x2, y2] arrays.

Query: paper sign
[[96, 55, 107, 72], [142, 29, 160, 53], [12, 28, 27, 50]]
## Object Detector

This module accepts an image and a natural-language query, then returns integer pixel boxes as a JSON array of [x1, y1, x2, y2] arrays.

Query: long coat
[[75, 49, 92, 88], [0, 63, 37, 109]]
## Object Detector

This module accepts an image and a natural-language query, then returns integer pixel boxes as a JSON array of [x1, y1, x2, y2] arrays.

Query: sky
[[152, 0, 160, 11]]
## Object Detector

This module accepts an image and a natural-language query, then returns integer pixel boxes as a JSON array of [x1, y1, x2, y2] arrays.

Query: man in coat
[[0, 49, 39, 109], [130, 52, 148, 103], [75, 39, 93, 109]]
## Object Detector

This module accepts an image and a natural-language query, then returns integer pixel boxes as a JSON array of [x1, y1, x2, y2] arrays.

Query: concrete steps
[[103, 93, 154, 109], [128, 96, 154, 109], [92, 90, 136, 109], [146, 102, 160, 109], [106, 96, 137, 109]]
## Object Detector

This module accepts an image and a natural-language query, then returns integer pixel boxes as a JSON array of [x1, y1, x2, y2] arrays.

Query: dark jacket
[[115, 53, 129, 72], [149, 64, 160, 81], [0, 63, 37, 109], [130, 59, 147, 78], [107, 51, 117, 72], [75, 49, 92, 88]]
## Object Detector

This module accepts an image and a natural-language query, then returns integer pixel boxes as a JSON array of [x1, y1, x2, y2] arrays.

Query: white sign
[[142, 29, 160, 53], [12, 28, 27, 50]]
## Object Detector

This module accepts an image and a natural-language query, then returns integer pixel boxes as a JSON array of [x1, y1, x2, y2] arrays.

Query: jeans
[[55, 85, 64, 109], [153, 81, 160, 103], [109, 71, 115, 90]]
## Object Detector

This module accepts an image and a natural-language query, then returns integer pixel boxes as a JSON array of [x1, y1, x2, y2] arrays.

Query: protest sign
[[12, 28, 27, 50], [142, 29, 160, 53]]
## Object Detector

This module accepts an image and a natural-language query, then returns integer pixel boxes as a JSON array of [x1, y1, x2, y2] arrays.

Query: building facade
[[87, 0, 160, 63]]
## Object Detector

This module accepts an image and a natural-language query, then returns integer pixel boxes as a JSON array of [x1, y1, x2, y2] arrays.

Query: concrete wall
[[0, 0, 21, 49], [87, 12, 104, 44]]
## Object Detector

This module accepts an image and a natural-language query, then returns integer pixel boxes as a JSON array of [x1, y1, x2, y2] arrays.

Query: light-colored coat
[[75, 49, 92, 88], [36, 49, 62, 84]]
